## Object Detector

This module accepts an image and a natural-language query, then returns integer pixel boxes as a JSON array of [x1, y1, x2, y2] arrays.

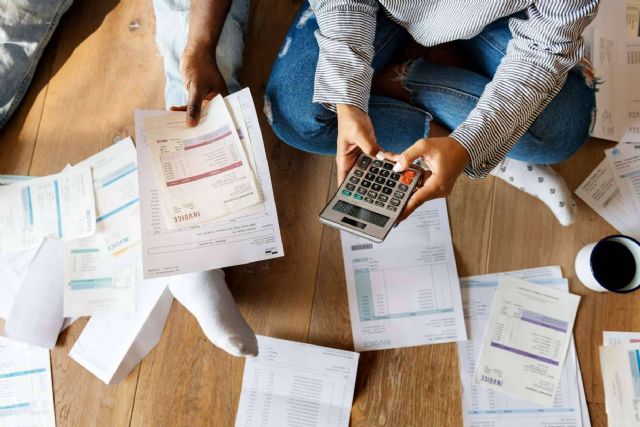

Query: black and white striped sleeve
[[451, 0, 599, 178], [309, 0, 378, 112]]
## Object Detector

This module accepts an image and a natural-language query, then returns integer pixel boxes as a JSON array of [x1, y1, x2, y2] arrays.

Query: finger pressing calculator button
[[390, 173, 401, 181], [364, 197, 374, 204], [357, 187, 367, 195], [401, 176, 412, 185], [386, 205, 397, 212], [353, 169, 364, 177], [372, 183, 382, 192], [394, 190, 404, 198], [372, 160, 383, 167], [390, 198, 401, 206], [361, 180, 371, 188], [346, 183, 355, 191], [382, 187, 392, 195], [405, 170, 417, 178], [367, 190, 378, 198], [398, 184, 409, 192], [379, 169, 390, 177], [354, 194, 364, 200], [386, 180, 396, 188], [349, 176, 360, 184], [374, 201, 385, 207], [377, 194, 388, 202], [341, 189, 352, 197], [365, 173, 375, 181], [358, 156, 371, 169], [382, 162, 394, 170], [375, 176, 386, 185], [370, 167, 379, 174]]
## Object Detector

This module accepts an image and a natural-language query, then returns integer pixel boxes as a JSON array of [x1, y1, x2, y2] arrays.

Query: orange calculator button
[[401, 176, 412, 185], [404, 170, 416, 178]]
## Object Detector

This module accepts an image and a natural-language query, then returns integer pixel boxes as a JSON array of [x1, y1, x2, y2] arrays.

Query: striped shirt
[[310, 0, 599, 178]]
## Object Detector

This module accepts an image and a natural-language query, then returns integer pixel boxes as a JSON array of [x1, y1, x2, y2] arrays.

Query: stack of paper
[[135, 88, 284, 279], [458, 267, 589, 426], [599, 339, 640, 426]]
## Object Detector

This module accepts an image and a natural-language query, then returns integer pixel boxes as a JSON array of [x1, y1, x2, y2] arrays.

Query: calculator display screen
[[333, 200, 390, 227]]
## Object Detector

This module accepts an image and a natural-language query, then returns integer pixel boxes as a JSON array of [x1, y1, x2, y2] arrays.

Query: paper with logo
[[142, 94, 261, 229], [474, 276, 580, 407], [599, 342, 640, 426]]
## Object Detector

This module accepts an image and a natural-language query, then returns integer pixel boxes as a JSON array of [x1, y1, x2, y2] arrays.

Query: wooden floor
[[0, 1, 636, 426]]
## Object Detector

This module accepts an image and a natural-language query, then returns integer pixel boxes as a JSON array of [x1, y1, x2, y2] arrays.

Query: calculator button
[[405, 170, 417, 178], [364, 197, 374, 204], [357, 156, 371, 169], [386, 205, 397, 212], [390, 198, 401, 206], [353, 169, 364, 177], [390, 173, 401, 181], [386, 180, 396, 188], [401, 176, 412, 185], [372, 184, 382, 192], [345, 183, 355, 191], [379, 169, 390, 178], [341, 189, 352, 197], [374, 201, 385, 208], [365, 173, 375, 181], [394, 191, 404, 198], [354, 194, 364, 201], [377, 194, 389, 202], [349, 176, 360, 184], [398, 184, 409, 192], [357, 187, 367, 195], [382, 187, 392, 195], [370, 167, 380, 174], [367, 190, 378, 198], [382, 162, 394, 170], [375, 176, 386, 185], [372, 160, 383, 167], [361, 180, 371, 188]]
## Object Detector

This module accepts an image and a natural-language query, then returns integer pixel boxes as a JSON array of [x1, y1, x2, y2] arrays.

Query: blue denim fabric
[[0, 0, 73, 130], [265, 4, 596, 165]]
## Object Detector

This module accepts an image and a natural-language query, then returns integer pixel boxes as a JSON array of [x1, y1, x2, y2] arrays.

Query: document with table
[[474, 275, 580, 407], [340, 198, 466, 351], [599, 341, 640, 426], [135, 88, 284, 278], [458, 267, 589, 426], [235, 336, 359, 427]]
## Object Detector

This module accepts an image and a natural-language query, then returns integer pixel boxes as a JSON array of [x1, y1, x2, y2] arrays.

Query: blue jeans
[[265, 3, 596, 165]]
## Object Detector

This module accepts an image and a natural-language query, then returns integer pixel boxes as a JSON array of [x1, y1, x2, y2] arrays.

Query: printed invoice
[[340, 198, 466, 351], [599, 342, 640, 426], [606, 142, 640, 224], [474, 276, 580, 407], [143, 95, 261, 229], [135, 89, 284, 278]]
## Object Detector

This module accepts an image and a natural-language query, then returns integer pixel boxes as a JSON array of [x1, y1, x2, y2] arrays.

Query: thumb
[[186, 85, 204, 127], [393, 139, 427, 173]]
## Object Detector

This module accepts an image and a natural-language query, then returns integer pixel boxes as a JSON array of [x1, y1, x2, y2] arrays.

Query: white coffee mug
[[575, 235, 640, 293]]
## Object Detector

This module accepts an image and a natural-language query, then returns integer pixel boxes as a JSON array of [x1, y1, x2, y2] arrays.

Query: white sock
[[490, 158, 577, 226], [169, 270, 258, 357]]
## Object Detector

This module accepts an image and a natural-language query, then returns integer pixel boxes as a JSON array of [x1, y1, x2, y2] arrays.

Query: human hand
[[389, 136, 470, 222], [171, 44, 228, 126], [336, 104, 385, 185]]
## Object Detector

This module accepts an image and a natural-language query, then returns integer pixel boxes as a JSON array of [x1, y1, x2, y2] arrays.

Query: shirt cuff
[[450, 123, 501, 179]]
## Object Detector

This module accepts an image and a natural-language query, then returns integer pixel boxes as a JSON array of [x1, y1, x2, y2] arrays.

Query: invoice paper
[[459, 267, 590, 427], [0, 337, 55, 427], [135, 88, 284, 278], [474, 276, 581, 407], [143, 95, 261, 229], [74, 137, 141, 254], [0, 168, 96, 253], [606, 142, 640, 222], [599, 342, 640, 426], [235, 336, 359, 427], [0, 246, 38, 320], [575, 158, 640, 238], [603, 331, 640, 345], [340, 198, 466, 351]]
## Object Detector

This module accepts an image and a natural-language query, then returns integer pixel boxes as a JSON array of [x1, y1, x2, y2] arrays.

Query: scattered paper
[[599, 342, 640, 426], [0, 246, 39, 320], [235, 336, 359, 427], [135, 88, 284, 278], [0, 168, 96, 254], [606, 142, 640, 219], [459, 267, 590, 427], [0, 336, 55, 427], [474, 276, 581, 407], [603, 331, 640, 345]]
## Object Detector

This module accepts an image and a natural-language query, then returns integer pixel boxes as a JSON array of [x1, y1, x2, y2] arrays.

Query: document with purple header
[[474, 276, 580, 407]]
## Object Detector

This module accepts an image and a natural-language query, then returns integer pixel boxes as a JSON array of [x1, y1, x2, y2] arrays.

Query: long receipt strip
[[340, 198, 466, 351], [459, 267, 590, 427], [0, 336, 55, 427], [135, 88, 284, 278], [0, 168, 96, 254], [599, 341, 640, 426], [474, 276, 580, 407], [235, 336, 359, 427]]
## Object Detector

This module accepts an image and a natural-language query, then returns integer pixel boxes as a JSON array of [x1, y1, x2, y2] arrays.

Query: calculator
[[319, 153, 424, 243]]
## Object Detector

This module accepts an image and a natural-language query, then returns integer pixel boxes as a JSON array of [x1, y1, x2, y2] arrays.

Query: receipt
[[604, 331, 640, 345], [474, 276, 580, 407], [599, 342, 640, 426], [0, 167, 96, 253], [606, 143, 640, 218], [143, 95, 261, 229]]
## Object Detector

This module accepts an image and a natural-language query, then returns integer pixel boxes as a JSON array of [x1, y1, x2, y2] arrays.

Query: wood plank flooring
[[0, 1, 633, 426]]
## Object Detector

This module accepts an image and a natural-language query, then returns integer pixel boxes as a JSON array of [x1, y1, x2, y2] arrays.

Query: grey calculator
[[319, 153, 424, 243]]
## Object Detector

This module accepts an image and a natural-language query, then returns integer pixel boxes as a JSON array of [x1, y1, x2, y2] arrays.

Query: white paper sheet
[[606, 143, 640, 223], [68, 264, 173, 385], [599, 342, 640, 426], [340, 198, 466, 351], [0, 336, 55, 427], [143, 95, 261, 228], [135, 88, 284, 278], [0, 168, 96, 254], [235, 336, 359, 427], [0, 246, 39, 320], [2, 239, 64, 349], [459, 267, 590, 427], [603, 331, 640, 345], [474, 276, 581, 407]]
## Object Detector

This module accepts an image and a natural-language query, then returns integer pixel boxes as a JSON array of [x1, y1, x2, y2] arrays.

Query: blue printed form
[[474, 276, 581, 407]]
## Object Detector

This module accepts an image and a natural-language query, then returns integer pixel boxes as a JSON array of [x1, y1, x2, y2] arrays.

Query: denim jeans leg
[[152, 0, 250, 109], [0, 0, 74, 130]]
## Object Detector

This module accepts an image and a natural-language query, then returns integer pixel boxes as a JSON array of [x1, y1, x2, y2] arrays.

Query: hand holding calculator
[[319, 153, 425, 242]]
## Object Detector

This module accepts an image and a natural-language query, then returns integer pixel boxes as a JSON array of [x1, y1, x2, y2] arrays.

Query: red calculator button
[[401, 176, 412, 185], [405, 170, 416, 178]]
